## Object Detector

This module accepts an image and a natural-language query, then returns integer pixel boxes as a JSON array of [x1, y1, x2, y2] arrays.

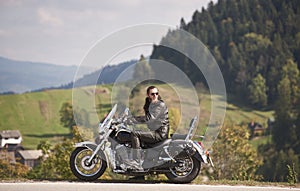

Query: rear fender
[[192, 142, 208, 164]]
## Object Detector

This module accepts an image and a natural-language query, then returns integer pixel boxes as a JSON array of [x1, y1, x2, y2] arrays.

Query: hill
[[0, 84, 272, 149], [150, 0, 300, 108], [0, 89, 72, 149], [63, 59, 136, 89], [0, 56, 95, 93], [0, 56, 137, 94], [150, 0, 300, 182]]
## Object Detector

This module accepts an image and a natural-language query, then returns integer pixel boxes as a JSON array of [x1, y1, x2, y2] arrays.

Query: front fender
[[74, 141, 109, 162], [74, 141, 98, 151]]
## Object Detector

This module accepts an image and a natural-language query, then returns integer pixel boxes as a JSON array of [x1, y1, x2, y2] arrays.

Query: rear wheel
[[70, 147, 107, 181], [165, 155, 201, 183]]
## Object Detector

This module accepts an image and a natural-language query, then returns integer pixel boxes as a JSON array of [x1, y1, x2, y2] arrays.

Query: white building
[[0, 130, 22, 148]]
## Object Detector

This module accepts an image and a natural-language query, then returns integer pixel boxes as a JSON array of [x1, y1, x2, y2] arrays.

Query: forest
[[150, 0, 300, 182]]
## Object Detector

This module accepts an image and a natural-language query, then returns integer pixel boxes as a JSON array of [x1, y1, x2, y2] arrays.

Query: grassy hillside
[[0, 84, 273, 149], [0, 89, 72, 149], [130, 84, 273, 134]]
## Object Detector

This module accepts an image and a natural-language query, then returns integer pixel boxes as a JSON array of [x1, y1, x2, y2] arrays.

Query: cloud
[[37, 7, 63, 27], [0, 0, 24, 7], [0, 29, 10, 37], [0, 0, 214, 66]]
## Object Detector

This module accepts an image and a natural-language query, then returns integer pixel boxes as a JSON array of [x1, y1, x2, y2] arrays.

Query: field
[[0, 84, 273, 149], [0, 89, 72, 149]]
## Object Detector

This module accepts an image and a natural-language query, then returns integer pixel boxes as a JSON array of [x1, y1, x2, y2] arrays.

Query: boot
[[121, 159, 143, 171], [127, 160, 143, 171], [117, 145, 143, 171], [119, 149, 143, 171]]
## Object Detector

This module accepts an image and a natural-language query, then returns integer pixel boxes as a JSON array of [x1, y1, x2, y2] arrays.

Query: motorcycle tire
[[165, 155, 201, 183], [70, 147, 107, 181]]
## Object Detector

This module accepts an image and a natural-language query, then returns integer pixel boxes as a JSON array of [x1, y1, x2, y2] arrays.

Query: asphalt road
[[0, 182, 299, 191]]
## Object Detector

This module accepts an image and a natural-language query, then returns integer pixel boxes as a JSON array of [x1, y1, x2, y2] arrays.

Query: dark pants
[[131, 130, 161, 149], [131, 125, 169, 159]]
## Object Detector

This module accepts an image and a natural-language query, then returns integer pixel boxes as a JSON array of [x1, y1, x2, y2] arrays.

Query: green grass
[[0, 84, 273, 149], [0, 89, 72, 149], [250, 135, 272, 149], [0, 86, 111, 149]]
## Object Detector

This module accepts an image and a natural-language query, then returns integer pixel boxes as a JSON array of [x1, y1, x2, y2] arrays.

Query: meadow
[[0, 84, 273, 149]]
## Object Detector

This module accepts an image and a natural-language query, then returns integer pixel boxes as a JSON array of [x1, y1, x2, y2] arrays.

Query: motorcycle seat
[[170, 134, 187, 140], [142, 138, 171, 149]]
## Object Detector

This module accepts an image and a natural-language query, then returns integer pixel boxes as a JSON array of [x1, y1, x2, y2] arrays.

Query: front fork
[[87, 142, 105, 164], [85, 128, 113, 164]]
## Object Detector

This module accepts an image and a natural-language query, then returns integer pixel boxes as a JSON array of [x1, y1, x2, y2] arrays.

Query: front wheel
[[70, 147, 107, 181], [165, 155, 201, 183]]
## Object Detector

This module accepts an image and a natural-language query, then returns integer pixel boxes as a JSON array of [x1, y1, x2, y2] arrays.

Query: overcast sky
[[0, 0, 214, 66]]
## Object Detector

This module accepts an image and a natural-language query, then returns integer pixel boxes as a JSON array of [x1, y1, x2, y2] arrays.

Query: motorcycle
[[70, 104, 214, 183]]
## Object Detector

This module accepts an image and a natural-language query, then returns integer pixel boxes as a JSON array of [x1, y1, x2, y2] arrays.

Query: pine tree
[[248, 73, 268, 107], [179, 17, 186, 29], [273, 77, 294, 150], [281, 59, 300, 105]]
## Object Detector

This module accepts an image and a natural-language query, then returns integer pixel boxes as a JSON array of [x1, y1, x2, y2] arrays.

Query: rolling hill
[[0, 56, 94, 93], [0, 56, 137, 94], [0, 89, 72, 149], [0, 84, 273, 149]]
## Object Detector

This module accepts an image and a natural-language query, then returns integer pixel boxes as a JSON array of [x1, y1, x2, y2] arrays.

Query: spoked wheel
[[70, 147, 107, 181], [165, 155, 201, 183]]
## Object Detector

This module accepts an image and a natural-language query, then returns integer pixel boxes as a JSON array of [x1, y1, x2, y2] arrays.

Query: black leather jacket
[[134, 100, 169, 139]]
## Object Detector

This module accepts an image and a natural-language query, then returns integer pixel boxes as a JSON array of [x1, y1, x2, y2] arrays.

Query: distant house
[[16, 150, 43, 168], [248, 121, 265, 138], [0, 130, 22, 148]]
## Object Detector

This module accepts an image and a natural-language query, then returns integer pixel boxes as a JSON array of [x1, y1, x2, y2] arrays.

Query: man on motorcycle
[[129, 86, 170, 170]]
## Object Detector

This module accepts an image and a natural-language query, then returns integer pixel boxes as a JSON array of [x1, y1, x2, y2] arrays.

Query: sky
[[0, 0, 214, 66]]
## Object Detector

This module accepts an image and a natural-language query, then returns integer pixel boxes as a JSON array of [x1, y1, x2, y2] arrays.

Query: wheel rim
[[74, 149, 102, 177], [169, 156, 194, 177]]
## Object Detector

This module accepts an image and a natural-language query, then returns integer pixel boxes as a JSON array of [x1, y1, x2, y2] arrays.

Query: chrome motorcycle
[[70, 104, 214, 183]]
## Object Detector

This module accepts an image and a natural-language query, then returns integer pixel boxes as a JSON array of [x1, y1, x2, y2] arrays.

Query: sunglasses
[[150, 92, 159, 96]]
